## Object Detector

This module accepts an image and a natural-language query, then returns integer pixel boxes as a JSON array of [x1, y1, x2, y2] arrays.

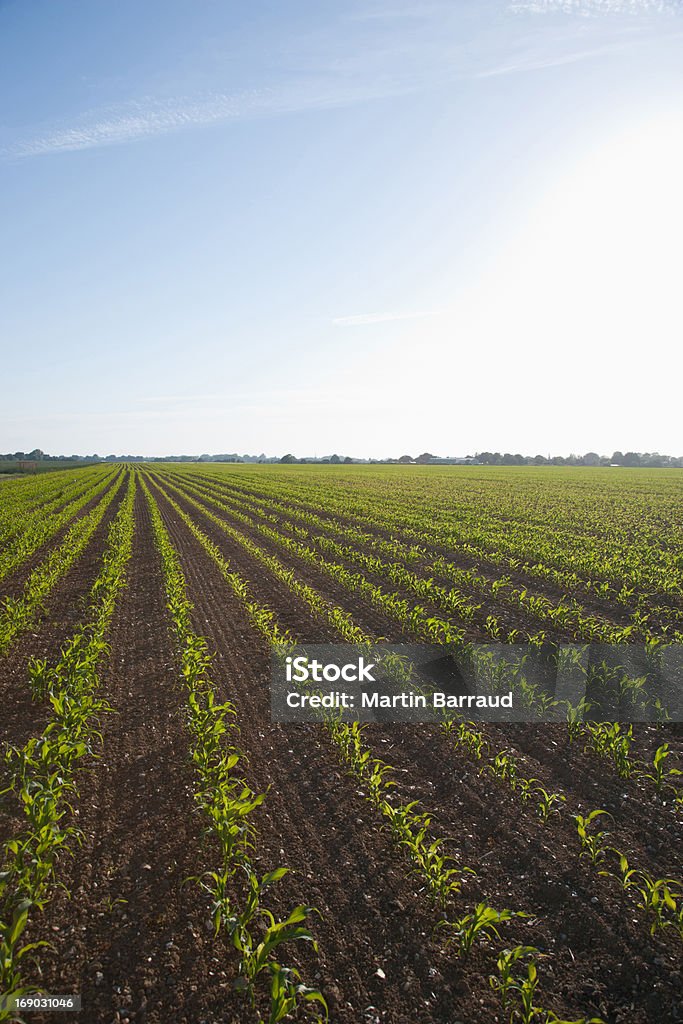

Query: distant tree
[[611, 451, 625, 465], [623, 451, 641, 467], [280, 453, 297, 464], [343, 456, 353, 464], [416, 452, 435, 464], [582, 452, 600, 466], [330, 454, 341, 464], [398, 454, 413, 464]]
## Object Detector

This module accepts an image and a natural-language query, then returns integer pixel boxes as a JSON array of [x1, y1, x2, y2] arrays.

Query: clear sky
[[2, 0, 682, 459]]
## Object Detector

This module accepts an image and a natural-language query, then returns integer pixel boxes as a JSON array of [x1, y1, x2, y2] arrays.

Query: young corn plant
[[632, 872, 681, 937], [585, 723, 634, 779], [381, 800, 427, 842], [535, 787, 566, 823], [489, 750, 519, 790], [441, 902, 527, 957], [519, 777, 541, 805], [490, 946, 606, 1024], [458, 722, 487, 760], [563, 697, 592, 743], [516, 957, 542, 1024], [516, 958, 605, 1024], [610, 851, 644, 894], [638, 743, 682, 796], [366, 758, 396, 809], [574, 810, 612, 865], [228, 868, 327, 1023], [489, 944, 540, 1011]]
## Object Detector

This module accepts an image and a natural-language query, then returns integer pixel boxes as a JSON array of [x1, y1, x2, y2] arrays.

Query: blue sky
[[2, 0, 682, 458]]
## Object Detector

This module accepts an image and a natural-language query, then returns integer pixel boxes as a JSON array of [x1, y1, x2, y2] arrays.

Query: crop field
[[0, 463, 681, 1024]]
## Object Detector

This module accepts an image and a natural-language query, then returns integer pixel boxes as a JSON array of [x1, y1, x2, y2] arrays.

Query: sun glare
[[457, 113, 683, 379]]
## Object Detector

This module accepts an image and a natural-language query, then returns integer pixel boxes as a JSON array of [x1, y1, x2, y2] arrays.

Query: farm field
[[0, 463, 681, 1024]]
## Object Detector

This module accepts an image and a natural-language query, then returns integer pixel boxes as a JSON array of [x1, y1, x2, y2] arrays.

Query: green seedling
[[574, 810, 612, 865], [441, 902, 527, 956], [536, 787, 566, 823], [638, 743, 682, 795]]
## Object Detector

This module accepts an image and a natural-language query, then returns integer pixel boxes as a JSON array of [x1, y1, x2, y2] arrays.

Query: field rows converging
[[0, 463, 681, 1024]]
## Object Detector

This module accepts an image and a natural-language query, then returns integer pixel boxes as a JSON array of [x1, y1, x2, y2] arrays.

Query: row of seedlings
[[143, 478, 327, 1024], [0, 472, 136, 1019]]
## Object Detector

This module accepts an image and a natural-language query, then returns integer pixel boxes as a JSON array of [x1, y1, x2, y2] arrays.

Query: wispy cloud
[[332, 309, 440, 326], [509, 0, 682, 15], [2, 76, 415, 159]]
